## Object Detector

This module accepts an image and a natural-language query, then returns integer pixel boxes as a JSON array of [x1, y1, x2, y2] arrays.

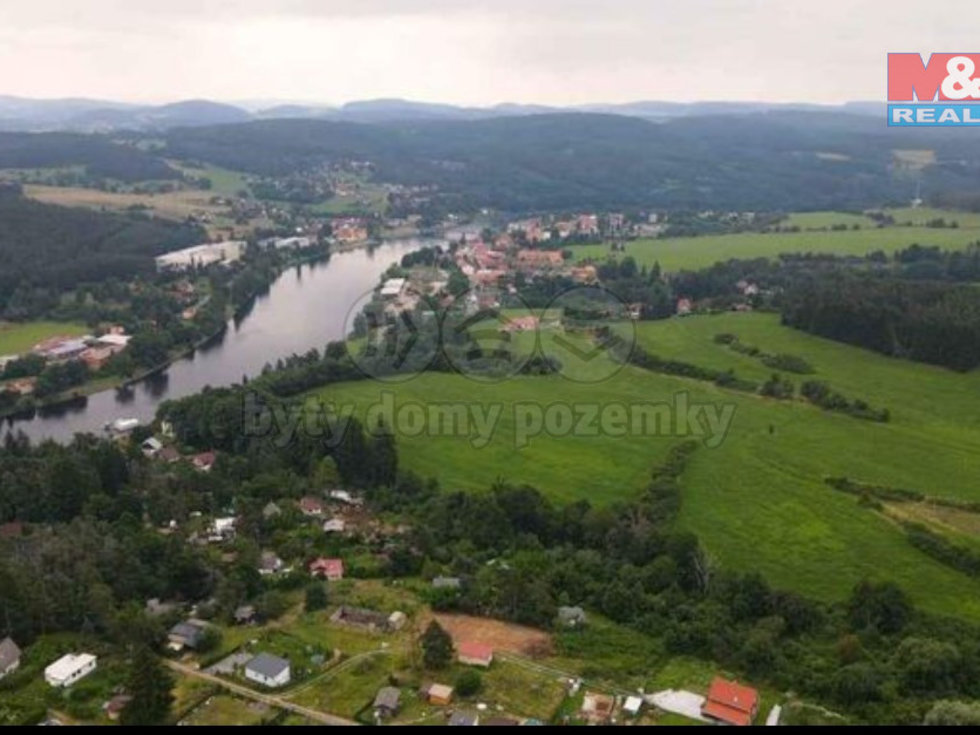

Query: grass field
[[782, 211, 876, 228], [318, 312, 980, 621], [0, 321, 87, 356], [569, 212, 980, 272]]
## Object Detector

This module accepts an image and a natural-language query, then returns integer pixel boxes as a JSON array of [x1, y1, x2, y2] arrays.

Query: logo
[[888, 53, 980, 127]]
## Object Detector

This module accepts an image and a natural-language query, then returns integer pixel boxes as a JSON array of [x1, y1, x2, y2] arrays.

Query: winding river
[[2, 238, 434, 444]]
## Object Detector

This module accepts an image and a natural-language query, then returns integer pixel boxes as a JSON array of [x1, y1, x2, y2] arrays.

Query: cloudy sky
[[0, 0, 977, 106]]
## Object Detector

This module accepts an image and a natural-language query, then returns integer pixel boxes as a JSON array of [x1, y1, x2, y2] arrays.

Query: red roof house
[[309, 557, 344, 581], [701, 677, 759, 727], [457, 641, 494, 668], [299, 496, 324, 516], [191, 451, 216, 472]]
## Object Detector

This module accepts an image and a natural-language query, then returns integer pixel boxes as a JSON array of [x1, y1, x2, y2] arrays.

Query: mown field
[[0, 320, 86, 355], [569, 211, 980, 271], [317, 312, 980, 621]]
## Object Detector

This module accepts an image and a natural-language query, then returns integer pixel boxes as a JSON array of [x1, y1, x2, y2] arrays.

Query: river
[[2, 238, 433, 444]]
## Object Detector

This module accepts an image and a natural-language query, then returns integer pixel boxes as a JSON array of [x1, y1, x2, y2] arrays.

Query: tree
[[420, 620, 453, 669], [305, 582, 328, 612], [925, 700, 980, 726], [456, 670, 483, 697], [847, 580, 910, 635], [120, 646, 174, 726]]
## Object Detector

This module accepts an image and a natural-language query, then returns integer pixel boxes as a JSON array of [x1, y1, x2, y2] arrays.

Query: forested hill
[[0, 132, 179, 182], [163, 111, 980, 212], [0, 184, 204, 316]]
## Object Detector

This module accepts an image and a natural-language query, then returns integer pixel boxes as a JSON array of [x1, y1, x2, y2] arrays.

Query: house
[[244, 653, 291, 688], [457, 641, 494, 668], [623, 696, 644, 717], [328, 489, 362, 506], [104, 694, 132, 721], [424, 682, 454, 706], [558, 606, 587, 628], [262, 502, 282, 519], [330, 605, 391, 632], [45, 653, 97, 687], [141, 437, 163, 458], [299, 496, 324, 517], [79, 346, 121, 371], [0, 637, 21, 679], [192, 451, 216, 472], [167, 620, 208, 651], [501, 315, 539, 333], [373, 686, 401, 718], [380, 278, 407, 299], [234, 605, 256, 625], [701, 677, 759, 727], [258, 551, 284, 575], [581, 692, 615, 724], [210, 517, 236, 540], [322, 517, 346, 534], [309, 557, 344, 580], [432, 576, 462, 589], [676, 298, 693, 316], [449, 711, 480, 726]]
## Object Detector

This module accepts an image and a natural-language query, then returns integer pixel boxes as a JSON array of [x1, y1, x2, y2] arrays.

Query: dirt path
[[167, 660, 357, 726]]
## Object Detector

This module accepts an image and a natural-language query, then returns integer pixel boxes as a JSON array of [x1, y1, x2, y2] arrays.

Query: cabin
[[168, 620, 208, 651], [299, 496, 324, 517], [244, 653, 291, 688], [557, 606, 587, 628], [309, 557, 344, 580], [701, 676, 759, 727], [423, 682, 454, 706], [330, 605, 392, 632], [45, 653, 97, 687], [432, 576, 462, 589], [457, 641, 494, 668], [373, 686, 401, 719], [234, 605, 256, 625]]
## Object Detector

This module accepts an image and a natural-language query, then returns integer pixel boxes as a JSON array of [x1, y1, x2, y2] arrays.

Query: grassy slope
[[568, 218, 980, 271], [317, 314, 980, 620], [0, 321, 86, 355]]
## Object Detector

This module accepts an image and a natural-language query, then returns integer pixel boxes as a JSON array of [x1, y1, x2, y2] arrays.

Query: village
[[0, 464, 781, 727]]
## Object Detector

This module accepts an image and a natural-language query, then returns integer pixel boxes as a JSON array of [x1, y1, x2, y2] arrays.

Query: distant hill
[[162, 111, 980, 213], [0, 94, 885, 131]]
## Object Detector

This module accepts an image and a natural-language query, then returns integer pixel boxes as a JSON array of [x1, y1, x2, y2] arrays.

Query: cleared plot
[[320, 312, 980, 620], [569, 219, 980, 272], [426, 612, 553, 656], [0, 321, 86, 355]]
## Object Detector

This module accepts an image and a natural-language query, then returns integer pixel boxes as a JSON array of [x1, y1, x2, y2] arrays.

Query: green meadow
[[568, 212, 980, 272], [317, 312, 980, 621], [0, 320, 87, 356]]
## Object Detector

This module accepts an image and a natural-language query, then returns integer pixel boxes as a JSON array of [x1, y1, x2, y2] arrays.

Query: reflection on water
[[3, 238, 431, 444]]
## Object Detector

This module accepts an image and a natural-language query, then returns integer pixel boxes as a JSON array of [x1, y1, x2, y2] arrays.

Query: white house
[[45, 653, 97, 687], [322, 518, 346, 534], [244, 653, 291, 688], [380, 278, 407, 299]]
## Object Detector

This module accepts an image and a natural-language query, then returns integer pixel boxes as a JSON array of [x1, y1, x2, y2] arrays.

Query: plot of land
[[181, 694, 271, 726], [428, 613, 553, 656], [319, 311, 980, 622], [568, 212, 980, 272]]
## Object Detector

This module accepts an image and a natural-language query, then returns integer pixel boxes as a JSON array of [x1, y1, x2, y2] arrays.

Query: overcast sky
[[1, 0, 978, 106]]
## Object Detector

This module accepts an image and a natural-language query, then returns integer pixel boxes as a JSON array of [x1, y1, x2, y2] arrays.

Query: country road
[[167, 660, 357, 726]]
